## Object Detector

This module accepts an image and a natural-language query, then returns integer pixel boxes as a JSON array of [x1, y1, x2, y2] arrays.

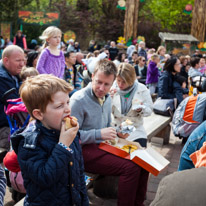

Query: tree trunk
[[14, 0, 19, 33], [191, 0, 206, 42], [49, 0, 52, 9], [77, 0, 89, 10], [35, 0, 40, 9], [124, 0, 139, 42]]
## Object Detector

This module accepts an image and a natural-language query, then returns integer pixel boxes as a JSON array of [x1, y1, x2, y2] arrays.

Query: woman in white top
[[111, 63, 153, 147]]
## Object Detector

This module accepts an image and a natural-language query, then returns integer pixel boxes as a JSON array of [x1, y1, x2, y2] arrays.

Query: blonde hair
[[20, 74, 72, 118], [86, 52, 94, 59], [148, 53, 159, 64], [94, 50, 100, 57], [20, 67, 39, 81], [151, 54, 159, 61], [39, 26, 62, 49], [117, 63, 136, 87], [157, 46, 165, 55], [148, 48, 155, 54]]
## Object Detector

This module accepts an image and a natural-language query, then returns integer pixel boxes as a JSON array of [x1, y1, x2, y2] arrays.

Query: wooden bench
[[144, 112, 172, 144]]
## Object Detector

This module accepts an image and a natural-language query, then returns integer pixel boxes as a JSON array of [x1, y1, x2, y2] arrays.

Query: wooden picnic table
[[144, 112, 172, 144]]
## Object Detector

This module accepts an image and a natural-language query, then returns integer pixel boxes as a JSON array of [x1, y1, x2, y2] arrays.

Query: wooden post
[[191, 0, 206, 42], [124, 0, 139, 42]]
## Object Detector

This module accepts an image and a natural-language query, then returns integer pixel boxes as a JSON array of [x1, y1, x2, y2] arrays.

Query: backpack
[[172, 93, 206, 138]]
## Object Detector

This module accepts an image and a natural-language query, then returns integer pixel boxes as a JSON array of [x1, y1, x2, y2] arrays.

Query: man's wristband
[[58, 142, 73, 153]]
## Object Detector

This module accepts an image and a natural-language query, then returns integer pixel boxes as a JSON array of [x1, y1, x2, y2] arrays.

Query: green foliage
[[66, 0, 79, 7], [0, 0, 197, 49], [0, 0, 34, 37], [147, 0, 194, 30], [23, 0, 48, 11]]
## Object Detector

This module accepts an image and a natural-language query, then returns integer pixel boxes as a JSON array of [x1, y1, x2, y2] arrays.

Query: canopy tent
[[159, 32, 199, 55], [159, 32, 199, 43]]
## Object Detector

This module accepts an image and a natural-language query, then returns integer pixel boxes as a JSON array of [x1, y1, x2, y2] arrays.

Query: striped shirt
[[0, 165, 6, 206]]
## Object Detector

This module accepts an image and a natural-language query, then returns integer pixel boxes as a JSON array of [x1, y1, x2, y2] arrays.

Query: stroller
[[3, 89, 30, 135], [2, 88, 30, 202]]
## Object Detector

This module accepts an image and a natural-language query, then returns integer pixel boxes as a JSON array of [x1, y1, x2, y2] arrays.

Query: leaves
[[0, 0, 197, 49], [147, 0, 194, 29]]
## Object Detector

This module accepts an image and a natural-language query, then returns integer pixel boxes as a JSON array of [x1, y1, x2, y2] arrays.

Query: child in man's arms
[[11, 74, 89, 206]]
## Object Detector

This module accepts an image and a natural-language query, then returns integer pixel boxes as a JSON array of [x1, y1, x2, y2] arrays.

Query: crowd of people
[[1, 25, 206, 205]]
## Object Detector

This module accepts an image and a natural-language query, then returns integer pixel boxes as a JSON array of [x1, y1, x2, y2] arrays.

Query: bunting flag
[[184, 4, 192, 15], [117, 0, 126, 10], [117, 5, 126, 10], [183, 10, 192, 14], [126, 37, 133, 46]]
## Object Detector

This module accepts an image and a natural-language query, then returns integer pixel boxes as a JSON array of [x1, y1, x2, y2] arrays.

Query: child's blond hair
[[20, 67, 39, 81], [20, 74, 72, 118], [86, 52, 94, 59], [148, 54, 159, 64], [157, 46, 166, 55], [39, 26, 62, 49], [151, 54, 159, 61]]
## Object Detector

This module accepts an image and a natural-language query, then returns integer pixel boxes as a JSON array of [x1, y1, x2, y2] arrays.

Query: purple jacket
[[146, 61, 158, 84], [36, 48, 65, 79]]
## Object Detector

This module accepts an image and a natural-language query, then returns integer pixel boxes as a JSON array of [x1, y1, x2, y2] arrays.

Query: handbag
[[153, 98, 175, 116]]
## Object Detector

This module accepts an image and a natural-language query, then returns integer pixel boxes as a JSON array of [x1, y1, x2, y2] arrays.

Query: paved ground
[[3, 128, 184, 206]]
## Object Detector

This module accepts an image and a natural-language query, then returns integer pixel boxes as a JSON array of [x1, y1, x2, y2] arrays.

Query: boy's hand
[[59, 121, 79, 147]]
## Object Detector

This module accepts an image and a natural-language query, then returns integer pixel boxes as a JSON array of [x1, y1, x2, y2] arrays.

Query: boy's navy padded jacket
[[11, 121, 89, 206]]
